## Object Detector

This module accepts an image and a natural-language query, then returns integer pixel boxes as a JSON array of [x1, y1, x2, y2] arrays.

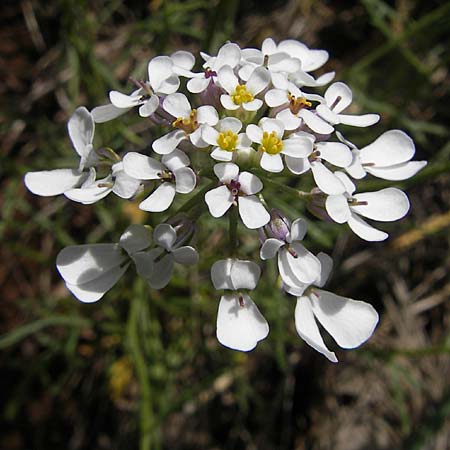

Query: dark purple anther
[[205, 68, 217, 79], [228, 179, 241, 199]]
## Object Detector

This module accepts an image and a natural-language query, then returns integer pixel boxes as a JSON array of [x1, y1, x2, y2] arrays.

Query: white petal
[[351, 188, 410, 221], [171, 50, 195, 70], [285, 156, 310, 175], [202, 125, 220, 146], [245, 124, 263, 144], [64, 181, 112, 204], [205, 185, 233, 218], [295, 296, 337, 363], [334, 171, 356, 194], [157, 75, 180, 95], [311, 161, 345, 195], [284, 242, 321, 284], [238, 195, 270, 229], [163, 93, 191, 118], [242, 98, 263, 111], [265, 89, 288, 107], [260, 152, 284, 173], [68, 107, 94, 158], [316, 142, 352, 167], [230, 260, 261, 290], [187, 76, 210, 93], [119, 224, 151, 255], [268, 53, 301, 73], [65, 264, 129, 303], [311, 289, 379, 348], [148, 56, 174, 90], [138, 95, 159, 117], [299, 109, 334, 135], [132, 251, 154, 280], [91, 104, 127, 123], [153, 223, 177, 251], [123, 152, 164, 180], [260, 118, 285, 136], [172, 246, 198, 265], [276, 109, 301, 131], [189, 127, 208, 148], [217, 294, 269, 352], [238, 171, 263, 195], [315, 253, 333, 288], [281, 137, 313, 158], [139, 183, 176, 212], [338, 114, 380, 127], [324, 82, 352, 113], [246, 67, 271, 95], [220, 94, 240, 110], [260, 238, 284, 260], [197, 105, 219, 125], [24, 169, 85, 196], [211, 259, 233, 290], [56, 243, 125, 285], [162, 148, 190, 172], [316, 104, 340, 125], [109, 91, 141, 108], [112, 170, 141, 199], [147, 254, 174, 289], [211, 148, 234, 161], [152, 130, 185, 155], [325, 194, 351, 224], [346, 150, 367, 179], [261, 37, 277, 55], [359, 129, 415, 166], [215, 42, 241, 69], [289, 218, 307, 242], [238, 63, 257, 82], [218, 117, 242, 133], [347, 212, 388, 242], [367, 160, 427, 180], [217, 65, 238, 94], [213, 162, 239, 183], [174, 167, 196, 193]]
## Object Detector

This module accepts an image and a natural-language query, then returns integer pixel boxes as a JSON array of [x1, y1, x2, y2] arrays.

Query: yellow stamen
[[259, 131, 283, 155], [288, 94, 312, 115], [217, 130, 239, 152], [231, 84, 254, 105], [172, 109, 199, 134]]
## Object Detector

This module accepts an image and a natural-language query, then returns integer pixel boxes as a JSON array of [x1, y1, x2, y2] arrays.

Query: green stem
[[259, 175, 310, 199], [127, 282, 156, 450]]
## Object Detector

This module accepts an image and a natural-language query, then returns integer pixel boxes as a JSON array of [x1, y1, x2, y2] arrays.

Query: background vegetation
[[1, 0, 450, 449]]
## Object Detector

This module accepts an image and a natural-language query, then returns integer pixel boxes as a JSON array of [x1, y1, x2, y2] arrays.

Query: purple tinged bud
[[267, 209, 291, 242]]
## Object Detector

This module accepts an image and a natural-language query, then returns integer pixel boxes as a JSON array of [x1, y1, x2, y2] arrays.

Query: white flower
[[211, 258, 269, 351], [205, 162, 270, 229], [311, 82, 380, 133], [202, 117, 252, 162], [325, 172, 411, 241], [24, 107, 99, 196], [284, 253, 379, 363], [56, 225, 153, 303], [123, 149, 196, 212], [339, 130, 428, 180], [152, 93, 219, 154], [246, 118, 313, 173], [218, 65, 270, 111], [260, 215, 321, 286], [144, 223, 199, 290]]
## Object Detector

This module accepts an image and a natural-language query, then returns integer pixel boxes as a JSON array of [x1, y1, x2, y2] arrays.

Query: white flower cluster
[[24, 38, 427, 361]]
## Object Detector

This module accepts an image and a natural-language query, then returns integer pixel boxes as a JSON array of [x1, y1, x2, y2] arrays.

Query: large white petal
[[242, 98, 263, 111], [285, 156, 310, 175], [238, 171, 263, 195], [220, 95, 240, 110], [295, 296, 338, 363], [56, 243, 125, 285], [213, 162, 239, 182], [325, 194, 351, 224], [299, 109, 334, 135], [152, 130, 185, 155], [316, 142, 352, 168], [132, 251, 154, 280], [265, 89, 288, 107], [138, 183, 176, 212], [217, 294, 269, 352], [347, 212, 388, 242], [315, 253, 333, 288], [138, 95, 160, 117], [197, 105, 219, 125], [65, 264, 129, 303], [245, 124, 263, 144], [260, 238, 284, 260], [172, 246, 199, 265], [187, 76, 210, 93], [218, 117, 242, 134], [351, 188, 410, 221], [246, 66, 271, 95], [91, 104, 127, 123], [64, 182, 112, 204], [217, 65, 238, 94], [147, 254, 174, 290], [268, 53, 301, 73], [310, 289, 379, 349], [123, 152, 164, 180], [171, 50, 195, 70], [260, 118, 285, 136], [202, 125, 220, 146], [284, 242, 321, 284], [162, 148, 190, 171], [157, 75, 180, 95], [324, 82, 352, 113], [119, 224, 151, 255], [148, 56, 174, 90], [112, 170, 141, 199], [260, 152, 283, 173], [153, 223, 177, 251], [338, 114, 380, 127], [211, 259, 233, 290], [205, 185, 233, 218], [163, 93, 191, 118], [238, 195, 270, 229], [174, 167, 196, 193], [109, 91, 141, 108], [281, 137, 313, 158], [311, 161, 346, 195], [289, 218, 307, 242], [276, 109, 301, 131], [68, 107, 95, 158], [24, 169, 85, 196], [367, 160, 427, 180], [359, 129, 415, 166], [230, 260, 261, 290], [215, 43, 241, 69]]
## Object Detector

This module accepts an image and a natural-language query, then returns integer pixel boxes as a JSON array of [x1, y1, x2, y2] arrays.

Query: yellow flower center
[[259, 131, 283, 155], [288, 94, 312, 115], [172, 109, 199, 134], [231, 85, 254, 105], [217, 130, 239, 152]]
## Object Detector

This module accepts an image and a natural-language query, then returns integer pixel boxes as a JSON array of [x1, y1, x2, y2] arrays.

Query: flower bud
[[266, 209, 291, 241]]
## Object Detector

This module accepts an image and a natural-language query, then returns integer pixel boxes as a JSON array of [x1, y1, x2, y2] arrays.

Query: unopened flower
[[211, 258, 268, 351]]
